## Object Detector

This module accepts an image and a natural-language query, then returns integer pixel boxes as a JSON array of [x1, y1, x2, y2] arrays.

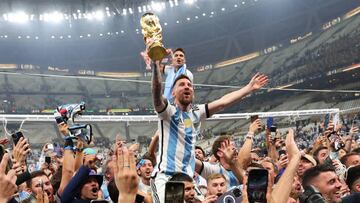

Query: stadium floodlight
[[122, 8, 127, 16], [128, 8, 133, 14], [44, 11, 64, 23], [169, 0, 174, 8], [151, 1, 164, 12], [174, 0, 179, 6], [185, 0, 195, 5], [94, 10, 104, 20], [7, 11, 29, 23], [138, 6, 142, 13]]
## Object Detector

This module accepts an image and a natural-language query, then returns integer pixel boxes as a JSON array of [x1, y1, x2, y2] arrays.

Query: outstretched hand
[[0, 154, 17, 202], [247, 73, 268, 91], [285, 128, 301, 160], [114, 145, 139, 202], [217, 139, 236, 165]]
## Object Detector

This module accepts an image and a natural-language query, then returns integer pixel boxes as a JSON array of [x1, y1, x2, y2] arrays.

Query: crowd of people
[[0, 47, 359, 203]]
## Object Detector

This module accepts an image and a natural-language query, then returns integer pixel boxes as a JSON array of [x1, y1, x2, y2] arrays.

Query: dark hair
[[169, 172, 193, 182], [195, 146, 205, 157], [212, 136, 231, 160], [302, 164, 335, 187], [172, 74, 192, 87], [108, 179, 119, 203], [312, 146, 328, 164], [340, 152, 360, 166], [26, 170, 48, 188], [173, 48, 185, 55], [352, 147, 360, 154]]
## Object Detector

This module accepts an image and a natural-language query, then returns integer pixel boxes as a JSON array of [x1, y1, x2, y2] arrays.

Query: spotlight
[[87, 34, 91, 37], [51, 35, 55, 39], [26, 36, 30, 39], [121, 30, 124, 33], [35, 36, 39, 40], [122, 8, 127, 16], [44, 11, 64, 23], [94, 10, 104, 20], [151, 2, 164, 12], [138, 6, 142, 13], [67, 35, 71, 38], [185, 0, 195, 5], [128, 8, 133, 14], [8, 11, 29, 23]]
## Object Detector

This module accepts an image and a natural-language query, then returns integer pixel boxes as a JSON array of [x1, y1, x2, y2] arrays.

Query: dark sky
[[0, 0, 359, 72]]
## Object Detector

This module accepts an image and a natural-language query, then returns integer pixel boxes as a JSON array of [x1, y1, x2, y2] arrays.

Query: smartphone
[[324, 114, 330, 129], [266, 117, 273, 130], [55, 116, 65, 124], [45, 156, 51, 164], [278, 150, 286, 157], [247, 169, 269, 203], [250, 115, 259, 123], [270, 126, 277, 140], [165, 181, 185, 203], [12, 131, 24, 146], [215, 185, 242, 203]]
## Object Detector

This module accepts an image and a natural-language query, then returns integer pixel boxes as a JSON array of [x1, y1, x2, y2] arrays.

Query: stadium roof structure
[[0, 0, 359, 72]]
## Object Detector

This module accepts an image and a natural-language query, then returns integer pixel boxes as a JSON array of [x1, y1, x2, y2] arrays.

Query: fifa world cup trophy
[[140, 12, 167, 61]]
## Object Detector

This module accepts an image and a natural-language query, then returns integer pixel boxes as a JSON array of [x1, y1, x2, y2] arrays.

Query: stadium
[[0, 0, 359, 202]]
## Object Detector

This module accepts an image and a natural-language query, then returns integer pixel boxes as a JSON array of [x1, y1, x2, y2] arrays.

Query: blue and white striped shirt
[[200, 162, 240, 188], [152, 102, 209, 178]]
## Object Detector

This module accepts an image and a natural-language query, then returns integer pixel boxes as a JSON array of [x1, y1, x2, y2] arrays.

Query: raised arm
[[208, 73, 268, 116], [152, 61, 168, 112], [270, 129, 301, 203]]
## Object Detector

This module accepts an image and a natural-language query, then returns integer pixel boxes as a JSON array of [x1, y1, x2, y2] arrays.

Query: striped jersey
[[152, 102, 209, 178], [200, 162, 239, 188]]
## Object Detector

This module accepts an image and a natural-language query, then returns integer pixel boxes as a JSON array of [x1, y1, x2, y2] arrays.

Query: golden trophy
[[140, 12, 167, 61]]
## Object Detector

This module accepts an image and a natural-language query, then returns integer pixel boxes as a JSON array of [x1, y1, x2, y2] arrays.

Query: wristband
[[246, 132, 254, 140]]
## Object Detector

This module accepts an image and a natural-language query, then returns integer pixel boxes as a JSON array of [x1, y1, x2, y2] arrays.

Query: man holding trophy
[[141, 12, 268, 203]]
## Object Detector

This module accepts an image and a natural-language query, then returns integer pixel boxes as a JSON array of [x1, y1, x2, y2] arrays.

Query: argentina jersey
[[152, 102, 209, 178], [200, 162, 240, 188]]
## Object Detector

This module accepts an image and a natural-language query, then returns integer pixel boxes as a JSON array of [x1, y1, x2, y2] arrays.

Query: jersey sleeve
[[157, 101, 175, 120]]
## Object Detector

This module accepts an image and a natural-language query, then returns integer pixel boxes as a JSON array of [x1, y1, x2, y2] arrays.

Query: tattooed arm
[[152, 60, 168, 113]]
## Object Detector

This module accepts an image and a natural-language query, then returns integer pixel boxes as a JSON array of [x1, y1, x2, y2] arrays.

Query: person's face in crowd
[[339, 179, 350, 197], [30, 175, 54, 202], [262, 161, 276, 179], [207, 177, 227, 197], [351, 179, 360, 192], [250, 152, 260, 163], [172, 50, 186, 69], [80, 177, 100, 200], [105, 160, 115, 181], [344, 154, 360, 168], [316, 149, 329, 165], [138, 159, 154, 180], [184, 181, 196, 203], [290, 175, 302, 199], [338, 149, 347, 159], [172, 78, 194, 106], [311, 171, 342, 203], [297, 158, 314, 177], [195, 149, 205, 161]]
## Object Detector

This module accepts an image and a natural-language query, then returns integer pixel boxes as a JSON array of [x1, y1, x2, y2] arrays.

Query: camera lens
[[233, 188, 242, 197]]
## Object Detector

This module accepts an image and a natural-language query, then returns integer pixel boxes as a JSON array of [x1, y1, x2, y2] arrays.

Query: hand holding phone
[[165, 181, 185, 203], [12, 131, 24, 146], [247, 169, 268, 203]]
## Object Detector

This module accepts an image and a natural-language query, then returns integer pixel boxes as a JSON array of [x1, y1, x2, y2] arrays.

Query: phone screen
[[165, 181, 184, 203], [12, 131, 24, 146], [247, 169, 268, 203], [45, 157, 51, 164], [266, 117, 273, 130]]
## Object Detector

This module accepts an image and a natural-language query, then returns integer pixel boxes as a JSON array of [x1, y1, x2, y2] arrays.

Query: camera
[[55, 102, 86, 124], [68, 124, 93, 145], [299, 185, 326, 203], [215, 186, 242, 203]]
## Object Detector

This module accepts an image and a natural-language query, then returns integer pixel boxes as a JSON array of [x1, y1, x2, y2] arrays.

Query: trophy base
[[148, 45, 167, 61]]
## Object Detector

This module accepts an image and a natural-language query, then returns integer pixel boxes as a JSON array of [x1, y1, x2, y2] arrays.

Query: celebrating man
[[150, 58, 268, 202]]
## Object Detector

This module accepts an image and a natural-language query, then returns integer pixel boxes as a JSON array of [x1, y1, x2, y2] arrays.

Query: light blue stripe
[[228, 171, 239, 187], [165, 110, 180, 174], [181, 112, 193, 172]]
